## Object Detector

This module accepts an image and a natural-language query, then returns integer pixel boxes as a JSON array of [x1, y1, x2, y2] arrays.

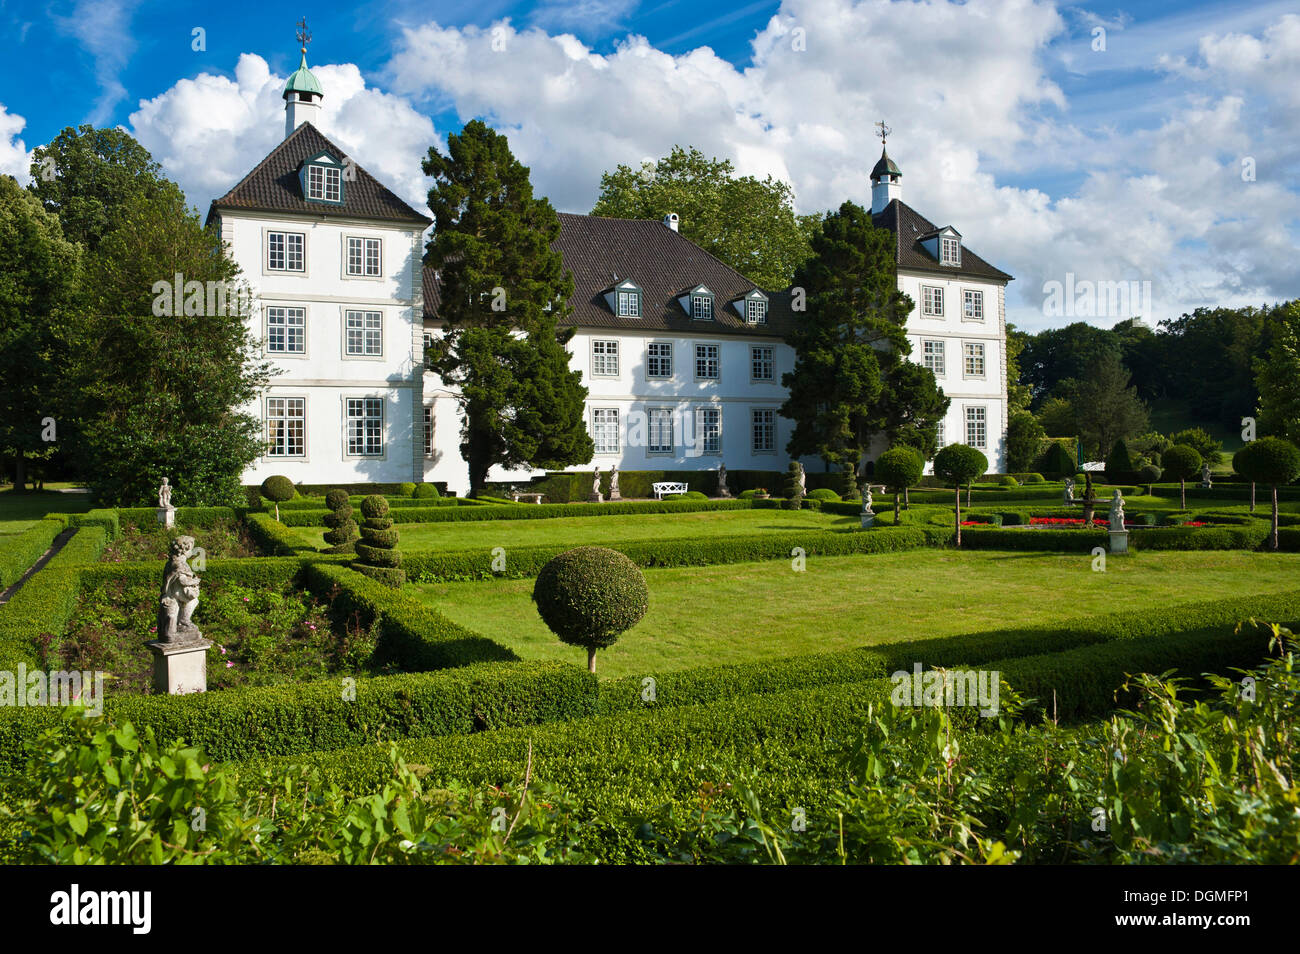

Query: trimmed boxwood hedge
[[245, 512, 304, 555], [44, 526, 108, 567], [277, 497, 758, 527], [0, 518, 65, 587]]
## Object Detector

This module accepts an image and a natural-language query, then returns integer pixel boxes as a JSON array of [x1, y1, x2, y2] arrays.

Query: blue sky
[[1, 0, 1297, 329]]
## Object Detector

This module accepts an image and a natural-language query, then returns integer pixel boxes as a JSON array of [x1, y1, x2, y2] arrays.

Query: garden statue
[[798, 462, 807, 496], [1200, 463, 1213, 489], [157, 476, 175, 528], [862, 484, 875, 512], [608, 465, 622, 501], [716, 462, 731, 498], [1108, 489, 1126, 529], [157, 536, 202, 644], [1063, 477, 1075, 503], [589, 465, 604, 503]]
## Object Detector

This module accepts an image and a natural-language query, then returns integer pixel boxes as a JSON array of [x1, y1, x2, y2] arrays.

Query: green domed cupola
[[283, 19, 323, 139], [284, 51, 323, 100]]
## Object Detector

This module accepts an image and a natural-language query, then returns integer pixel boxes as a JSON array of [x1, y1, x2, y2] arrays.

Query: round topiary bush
[[322, 488, 359, 554], [398, 482, 417, 497], [997, 474, 1019, 488], [413, 483, 440, 499], [1138, 463, 1162, 487], [1022, 473, 1045, 484], [1162, 444, 1202, 509], [532, 546, 649, 672], [680, 490, 708, 500], [260, 475, 295, 520], [353, 494, 404, 586], [808, 487, 841, 501]]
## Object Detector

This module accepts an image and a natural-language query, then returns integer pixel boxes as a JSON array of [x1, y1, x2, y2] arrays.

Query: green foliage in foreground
[[5, 625, 1296, 864]]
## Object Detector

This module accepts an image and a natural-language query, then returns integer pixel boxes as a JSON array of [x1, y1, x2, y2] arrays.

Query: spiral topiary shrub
[[260, 475, 295, 521], [832, 462, 858, 499], [532, 546, 649, 672], [322, 488, 359, 554], [353, 494, 404, 587], [413, 483, 441, 499]]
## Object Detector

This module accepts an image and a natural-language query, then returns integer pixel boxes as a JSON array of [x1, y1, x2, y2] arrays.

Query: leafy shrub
[[808, 488, 841, 501], [996, 475, 1019, 488], [680, 490, 708, 500], [1021, 473, 1045, 484], [413, 483, 441, 499], [1039, 443, 1076, 480], [533, 547, 649, 672], [354, 495, 404, 587], [399, 482, 417, 497]]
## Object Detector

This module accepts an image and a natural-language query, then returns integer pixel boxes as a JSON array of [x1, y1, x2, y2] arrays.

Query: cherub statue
[[157, 536, 202, 643], [158, 477, 174, 510], [1108, 489, 1126, 529]]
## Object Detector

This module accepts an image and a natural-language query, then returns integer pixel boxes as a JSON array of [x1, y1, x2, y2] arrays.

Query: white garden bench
[[511, 493, 546, 504], [652, 482, 689, 499]]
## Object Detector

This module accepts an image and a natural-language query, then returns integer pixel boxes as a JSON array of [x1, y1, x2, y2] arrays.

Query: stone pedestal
[[608, 488, 621, 501], [157, 507, 175, 528], [1108, 529, 1129, 554], [588, 491, 604, 503], [860, 513, 876, 529], [148, 638, 211, 695]]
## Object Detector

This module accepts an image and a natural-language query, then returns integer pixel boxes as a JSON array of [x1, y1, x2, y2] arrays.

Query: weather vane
[[296, 17, 312, 54], [875, 120, 891, 146]]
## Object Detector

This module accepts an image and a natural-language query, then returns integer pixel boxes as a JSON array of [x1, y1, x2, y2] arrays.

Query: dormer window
[[299, 151, 345, 206], [941, 236, 961, 266], [746, 299, 767, 323], [604, 280, 642, 318], [691, 294, 713, 320]]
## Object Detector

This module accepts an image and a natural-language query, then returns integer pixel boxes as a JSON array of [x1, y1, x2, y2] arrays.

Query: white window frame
[[922, 338, 945, 377], [265, 395, 306, 458], [343, 310, 384, 358], [616, 290, 640, 317], [921, 285, 944, 317], [266, 305, 306, 355], [696, 406, 722, 456], [962, 288, 984, 321], [265, 230, 306, 273], [941, 236, 961, 266], [423, 404, 434, 458], [965, 406, 987, 449], [591, 339, 619, 377], [344, 397, 385, 458], [746, 298, 768, 324], [647, 406, 674, 455], [694, 343, 720, 380], [936, 419, 946, 449], [750, 345, 774, 382], [691, 295, 714, 320], [751, 407, 776, 454], [344, 236, 383, 279], [591, 407, 620, 455], [963, 341, 986, 378], [646, 341, 673, 380], [307, 163, 342, 202]]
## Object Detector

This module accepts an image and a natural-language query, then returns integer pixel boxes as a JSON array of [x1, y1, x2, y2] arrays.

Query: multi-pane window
[[423, 406, 433, 457], [746, 299, 767, 323], [695, 344, 720, 379], [752, 408, 775, 453], [423, 333, 435, 370], [592, 339, 619, 376], [592, 408, 620, 455], [646, 342, 672, 378], [267, 306, 306, 353], [966, 406, 987, 449], [345, 398, 384, 456], [647, 407, 674, 454], [963, 289, 983, 320], [345, 311, 382, 356], [266, 397, 305, 457], [922, 285, 944, 317], [346, 237, 381, 277], [267, 232, 305, 272], [923, 339, 945, 376], [691, 295, 713, 320], [936, 419, 946, 448], [751, 346, 774, 381], [698, 407, 721, 454], [941, 236, 960, 265], [617, 291, 640, 317], [307, 164, 341, 202], [963, 342, 986, 377]]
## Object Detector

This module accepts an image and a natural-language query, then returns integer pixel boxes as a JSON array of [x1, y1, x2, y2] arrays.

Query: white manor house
[[208, 52, 1011, 496]]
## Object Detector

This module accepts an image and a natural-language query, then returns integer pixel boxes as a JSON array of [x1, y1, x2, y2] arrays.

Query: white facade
[[215, 209, 427, 486]]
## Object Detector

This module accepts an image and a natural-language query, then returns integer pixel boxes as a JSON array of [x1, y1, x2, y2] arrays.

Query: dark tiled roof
[[423, 212, 793, 338], [206, 123, 432, 227], [872, 199, 1012, 283]]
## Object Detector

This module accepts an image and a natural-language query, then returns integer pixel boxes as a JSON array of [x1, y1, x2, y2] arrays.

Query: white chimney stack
[[663, 212, 679, 232]]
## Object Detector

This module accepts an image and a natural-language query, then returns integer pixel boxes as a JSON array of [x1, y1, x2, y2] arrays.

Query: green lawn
[[0, 489, 92, 535], [285, 507, 859, 551], [410, 549, 1300, 678]]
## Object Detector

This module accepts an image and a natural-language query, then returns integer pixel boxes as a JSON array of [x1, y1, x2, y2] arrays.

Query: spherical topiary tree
[[353, 494, 404, 587], [1161, 444, 1202, 510], [322, 488, 359, 554], [1233, 437, 1300, 550], [1138, 463, 1162, 493], [933, 444, 988, 546], [532, 547, 649, 672], [260, 475, 295, 521], [875, 446, 924, 525]]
